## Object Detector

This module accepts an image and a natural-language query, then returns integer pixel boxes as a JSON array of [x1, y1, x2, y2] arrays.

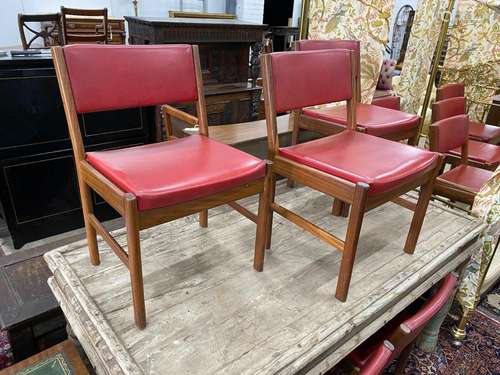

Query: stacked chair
[[290, 40, 421, 146], [432, 84, 500, 171], [348, 273, 458, 374], [429, 115, 493, 205], [258, 48, 442, 301], [436, 83, 500, 144]]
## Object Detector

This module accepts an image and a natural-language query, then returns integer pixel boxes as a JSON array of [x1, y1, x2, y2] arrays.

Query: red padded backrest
[[63, 44, 198, 113], [436, 83, 465, 101], [431, 115, 469, 153], [269, 49, 353, 113], [294, 39, 360, 78], [432, 97, 466, 122], [371, 95, 400, 110]]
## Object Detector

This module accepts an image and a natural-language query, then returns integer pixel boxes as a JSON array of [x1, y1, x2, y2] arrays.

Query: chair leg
[[199, 209, 208, 228], [254, 170, 273, 271], [265, 173, 276, 250], [404, 158, 443, 254], [394, 341, 414, 375], [125, 194, 146, 329], [408, 132, 419, 146], [287, 119, 300, 188], [335, 183, 369, 302], [332, 199, 350, 217], [80, 181, 99, 266]]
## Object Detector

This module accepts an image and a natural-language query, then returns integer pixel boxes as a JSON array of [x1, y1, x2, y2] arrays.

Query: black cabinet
[[0, 55, 155, 248]]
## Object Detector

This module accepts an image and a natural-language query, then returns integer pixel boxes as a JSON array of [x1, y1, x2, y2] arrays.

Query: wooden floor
[[44, 184, 484, 375]]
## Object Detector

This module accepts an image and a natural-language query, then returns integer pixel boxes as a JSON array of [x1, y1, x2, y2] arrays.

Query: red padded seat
[[279, 131, 438, 196], [303, 103, 420, 137], [468, 121, 500, 143], [448, 140, 500, 166], [87, 135, 266, 211], [437, 164, 492, 194]]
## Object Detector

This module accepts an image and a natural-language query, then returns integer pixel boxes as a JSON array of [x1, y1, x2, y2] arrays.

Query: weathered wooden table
[[44, 185, 484, 375]]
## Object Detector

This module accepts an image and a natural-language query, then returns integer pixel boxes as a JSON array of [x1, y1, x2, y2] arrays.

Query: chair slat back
[[436, 83, 465, 101], [432, 97, 466, 122], [62, 44, 199, 113], [294, 39, 361, 101], [429, 115, 469, 154], [61, 6, 108, 45]]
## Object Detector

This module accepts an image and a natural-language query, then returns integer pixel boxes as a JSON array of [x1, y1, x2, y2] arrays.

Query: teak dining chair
[[289, 40, 421, 146], [52, 44, 267, 329], [429, 115, 493, 205], [258, 49, 443, 301], [432, 99, 500, 169], [60, 7, 109, 45]]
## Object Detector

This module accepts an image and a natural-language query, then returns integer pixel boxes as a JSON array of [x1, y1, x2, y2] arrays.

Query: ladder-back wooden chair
[[52, 44, 268, 329], [60, 7, 109, 45], [432, 99, 500, 169], [257, 49, 443, 301], [290, 40, 420, 146], [429, 115, 493, 205], [18, 13, 62, 49]]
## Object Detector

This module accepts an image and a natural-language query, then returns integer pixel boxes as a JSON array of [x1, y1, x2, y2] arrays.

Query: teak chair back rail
[[257, 49, 443, 302], [52, 44, 266, 329]]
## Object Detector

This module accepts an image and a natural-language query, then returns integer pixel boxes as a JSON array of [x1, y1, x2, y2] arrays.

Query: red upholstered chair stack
[[258, 48, 443, 301], [290, 40, 421, 145], [349, 273, 458, 375], [52, 44, 268, 329], [432, 98, 500, 170], [429, 115, 493, 205], [435, 83, 500, 145]]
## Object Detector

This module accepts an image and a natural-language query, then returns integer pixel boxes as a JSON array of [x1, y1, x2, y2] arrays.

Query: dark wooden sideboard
[[0, 55, 155, 248], [125, 17, 266, 124]]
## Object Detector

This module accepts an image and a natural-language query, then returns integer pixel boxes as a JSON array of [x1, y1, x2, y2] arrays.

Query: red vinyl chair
[[371, 95, 401, 111], [290, 40, 420, 145], [432, 98, 500, 169], [52, 44, 268, 329], [433, 90, 500, 145], [350, 273, 458, 375], [258, 49, 443, 302], [429, 115, 493, 205], [436, 82, 465, 101]]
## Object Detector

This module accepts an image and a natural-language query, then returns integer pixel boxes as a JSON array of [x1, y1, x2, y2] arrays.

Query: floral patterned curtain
[[441, 0, 500, 121], [397, 0, 450, 114], [308, 0, 395, 103]]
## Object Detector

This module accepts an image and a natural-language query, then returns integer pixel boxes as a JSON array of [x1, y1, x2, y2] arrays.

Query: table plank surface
[[208, 114, 291, 145], [44, 184, 483, 375]]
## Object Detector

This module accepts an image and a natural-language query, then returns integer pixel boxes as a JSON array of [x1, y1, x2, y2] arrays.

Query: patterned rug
[[388, 308, 500, 374], [0, 329, 13, 370]]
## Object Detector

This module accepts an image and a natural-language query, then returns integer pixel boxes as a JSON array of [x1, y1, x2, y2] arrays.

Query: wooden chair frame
[[18, 13, 62, 49], [52, 45, 267, 329], [429, 120, 478, 205], [257, 51, 443, 301], [60, 7, 109, 45]]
